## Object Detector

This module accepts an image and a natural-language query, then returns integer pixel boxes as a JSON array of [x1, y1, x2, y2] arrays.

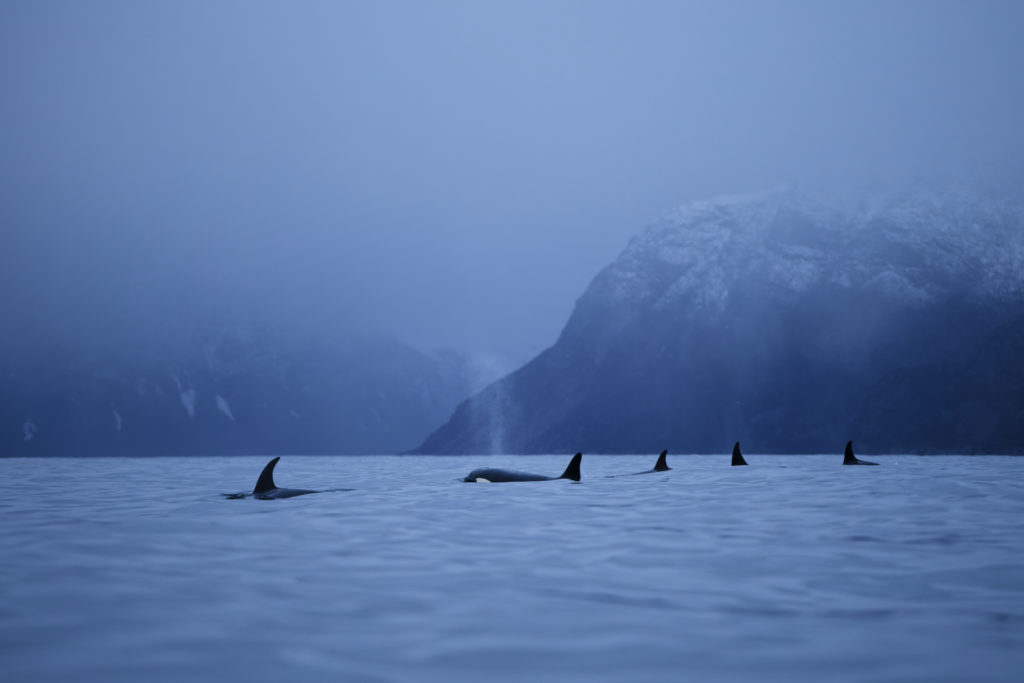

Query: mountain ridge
[[414, 185, 1024, 454], [2, 333, 490, 456]]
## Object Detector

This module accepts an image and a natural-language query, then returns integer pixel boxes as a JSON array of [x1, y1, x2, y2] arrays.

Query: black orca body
[[464, 452, 582, 483], [731, 442, 748, 466], [843, 441, 878, 466], [224, 456, 320, 499]]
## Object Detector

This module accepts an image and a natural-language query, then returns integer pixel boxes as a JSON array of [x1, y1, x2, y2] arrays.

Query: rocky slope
[[2, 332, 484, 456], [415, 185, 1024, 454]]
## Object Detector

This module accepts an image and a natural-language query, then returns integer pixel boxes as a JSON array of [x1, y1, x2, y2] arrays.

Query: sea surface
[[1, 454, 1022, 682]]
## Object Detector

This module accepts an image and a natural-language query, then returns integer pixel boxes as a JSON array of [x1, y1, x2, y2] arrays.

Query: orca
[[223, 456, 320, 499], [464, 452, 582, 483], [628, 449, 670, 475], [602, 450, 670, 478], [843, 441, 878, 466], [731, 442, 748, 466]]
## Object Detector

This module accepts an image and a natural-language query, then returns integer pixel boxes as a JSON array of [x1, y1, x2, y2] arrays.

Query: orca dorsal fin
[[253, 456, 280, 493], [732, 442, 748, 466], [654, 449, 670, 471], [843, 441, 857, 465], [559, 452, 583, 481]]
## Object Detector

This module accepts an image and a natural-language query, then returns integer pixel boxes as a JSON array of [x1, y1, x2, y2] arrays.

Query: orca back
[[731, 442, 748, 466], [464, 468, 550, 482], [843, 440, 879, 466], [255, 486, 318, 499]]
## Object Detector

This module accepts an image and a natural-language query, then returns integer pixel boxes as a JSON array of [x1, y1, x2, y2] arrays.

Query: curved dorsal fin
[[843, 440, 857, 465], [654, 449, 670, 471], [253, 456, 280, 493], [559, 452, 583, 481], [731, 441, 748, 466]]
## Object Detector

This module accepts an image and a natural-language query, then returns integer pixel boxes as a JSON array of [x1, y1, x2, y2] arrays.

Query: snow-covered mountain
[[2, 332, 491, 456], [415, 184, 1024, 454]]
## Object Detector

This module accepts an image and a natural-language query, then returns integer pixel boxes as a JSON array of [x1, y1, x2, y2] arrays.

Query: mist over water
[[3, 1, 1023, 363]]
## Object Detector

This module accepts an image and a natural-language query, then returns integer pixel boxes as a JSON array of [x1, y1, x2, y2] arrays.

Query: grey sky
[[2, 1, 1022, 363]]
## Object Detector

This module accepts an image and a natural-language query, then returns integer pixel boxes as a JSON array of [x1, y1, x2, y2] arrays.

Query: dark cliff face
[[850, 316, 1024, 454], [2, 334, 480, 456], [416, 188, 1024, 454]]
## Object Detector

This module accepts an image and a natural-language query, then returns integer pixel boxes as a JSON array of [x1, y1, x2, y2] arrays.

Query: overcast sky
[[2, 1, 1022, 363]]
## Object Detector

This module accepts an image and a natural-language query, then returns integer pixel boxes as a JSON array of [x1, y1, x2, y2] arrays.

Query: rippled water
[[2, 455, 1022, 682]]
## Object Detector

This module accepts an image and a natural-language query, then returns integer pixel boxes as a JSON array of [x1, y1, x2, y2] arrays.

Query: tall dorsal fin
[[654, 449, 670, 471], [253, 456, 280, 493], [843, 440, 857, 465], [732, 442, 748, 466], [559, 452, 583, 481]]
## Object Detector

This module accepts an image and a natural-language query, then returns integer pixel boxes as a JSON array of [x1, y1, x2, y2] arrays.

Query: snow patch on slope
[[595, 185, 1024, 314], [216, 395, 235, 421], [865, 271, 932, 305], [172, 375, 197, 418], [23, 419, 37, 442]]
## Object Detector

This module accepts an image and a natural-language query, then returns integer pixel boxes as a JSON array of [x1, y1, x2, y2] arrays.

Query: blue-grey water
[[2, 455, 1022, 682]]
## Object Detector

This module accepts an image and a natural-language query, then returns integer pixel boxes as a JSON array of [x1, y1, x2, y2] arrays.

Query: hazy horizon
[[3, 1, 1023, 366]]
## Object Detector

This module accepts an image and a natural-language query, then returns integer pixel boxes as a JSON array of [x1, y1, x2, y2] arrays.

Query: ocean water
[[1, 454, 1022, 683]]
